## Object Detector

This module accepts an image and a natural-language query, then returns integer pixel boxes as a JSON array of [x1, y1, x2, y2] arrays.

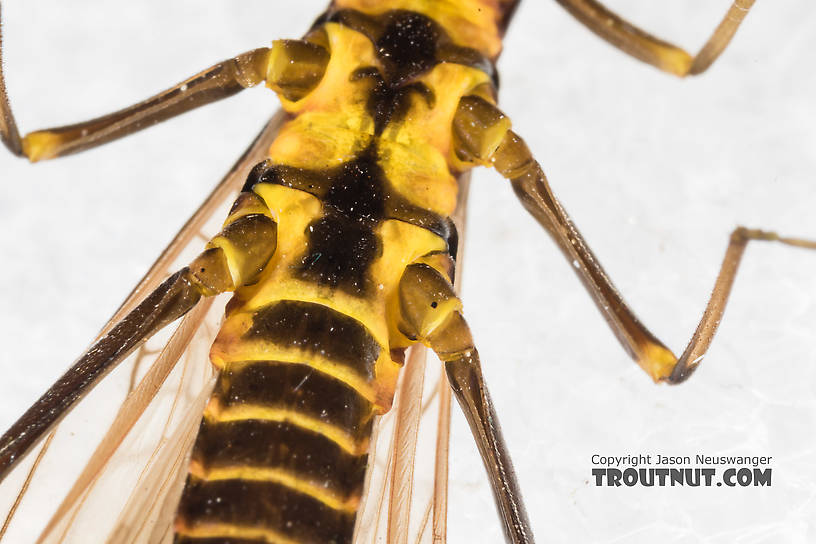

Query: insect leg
[[663, 228, 816, 383], [0, 40, 271, 161], [0, 191, 279, 481], [0, 3, 21, 155], [554, 0, 755, 76], [399, 263, 534, 544], [452, 94, 815, 384], [0, 0, 330, 161]]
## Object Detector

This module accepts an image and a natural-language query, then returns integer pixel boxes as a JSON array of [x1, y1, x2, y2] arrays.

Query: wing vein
[[37, 299, 214, 544]]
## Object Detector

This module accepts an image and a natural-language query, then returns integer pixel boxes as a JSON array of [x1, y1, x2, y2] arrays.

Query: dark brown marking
[[299, 213, 381, 294], [243, 300, 380, 380], [243, 154, 456, 259], [246, 145, 457, 295], [177, 478, 356, 543], [313, 9, 497, 81], [296, 145, 386, 293], [324, 146, 385, 219], [352, 68, 434, 134], [214, 361, 375, 443], [375, 11, 441, 83], [190, 418, 369, 493], [312, 9, 498, 132]]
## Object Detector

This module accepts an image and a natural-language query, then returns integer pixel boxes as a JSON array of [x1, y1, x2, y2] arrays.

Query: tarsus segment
[[0, 2, 22, 155], [555, 0, 757, 77], [668, 227, 816, 382]]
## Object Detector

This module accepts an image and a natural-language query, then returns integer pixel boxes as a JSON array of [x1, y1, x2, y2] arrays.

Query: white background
[[0, 1, 815, 542]]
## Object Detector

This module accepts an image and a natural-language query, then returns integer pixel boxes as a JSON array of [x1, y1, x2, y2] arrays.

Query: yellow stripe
[[186, 467, 360, 513], [175, 522, 300, 544], [204, 400, 369, 456], [212, 355, 379, 406]]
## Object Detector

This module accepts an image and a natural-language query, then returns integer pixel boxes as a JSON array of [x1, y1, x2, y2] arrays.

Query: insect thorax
[[212, 7, 501, 410], [175, 6, 504, 543]]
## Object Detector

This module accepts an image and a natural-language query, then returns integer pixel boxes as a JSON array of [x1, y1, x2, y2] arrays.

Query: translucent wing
[[354, 346, 448, 544], [0, 113, 287, 544], [353, 174, 471, 544]]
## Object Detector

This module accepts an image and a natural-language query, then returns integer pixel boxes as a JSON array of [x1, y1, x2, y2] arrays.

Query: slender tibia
[[453, 95, 675, 379], [18, 48, 271, 161], [555, 0, 756, 76], [452, 94, 816, 384], [398, 263, 535, 544]]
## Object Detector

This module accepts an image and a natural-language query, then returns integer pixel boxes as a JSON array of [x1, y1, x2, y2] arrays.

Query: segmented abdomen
[[175, 300, 379, 544]]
